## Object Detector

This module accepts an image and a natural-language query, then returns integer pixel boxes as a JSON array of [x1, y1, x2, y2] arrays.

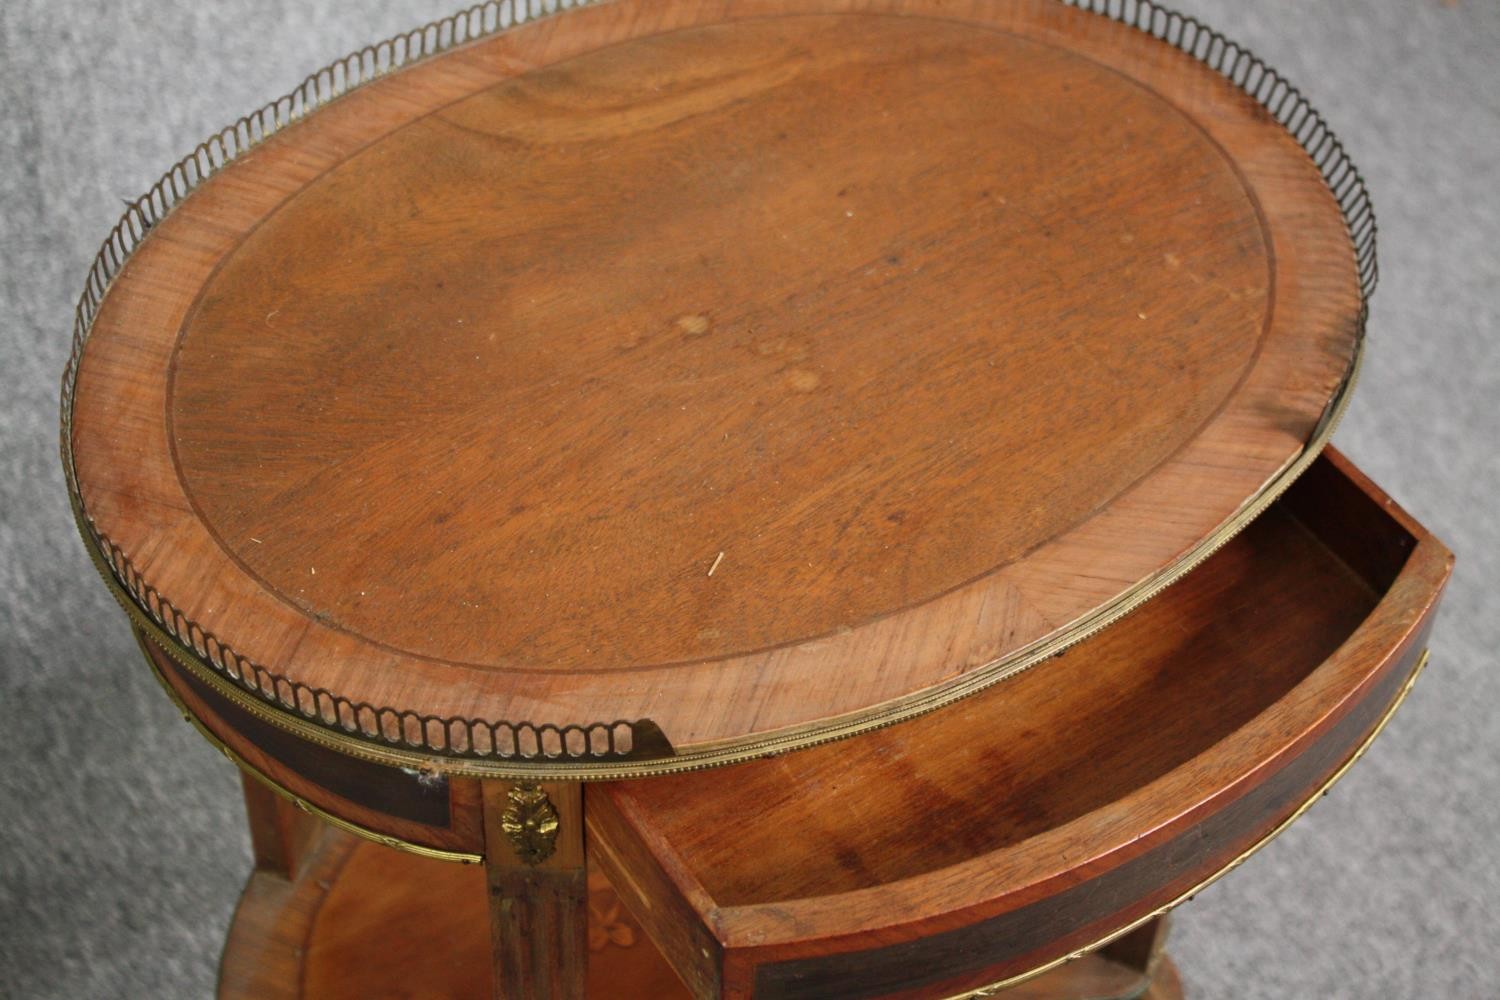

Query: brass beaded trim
[[63, 0, 1376, 777], [69, 337, 1358, 780]]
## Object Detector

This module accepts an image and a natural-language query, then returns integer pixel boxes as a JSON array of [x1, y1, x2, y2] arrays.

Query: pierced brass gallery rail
[[61, 0, 1378, 778]]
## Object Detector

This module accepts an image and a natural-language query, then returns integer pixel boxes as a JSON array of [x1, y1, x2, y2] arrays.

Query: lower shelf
[[218, 824, 1182, 999], [219, 823, 689, 999]]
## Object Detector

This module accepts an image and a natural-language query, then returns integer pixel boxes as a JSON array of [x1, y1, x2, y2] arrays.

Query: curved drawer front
[[587, 449, 1452, 999], [139, 635, 485, 861]]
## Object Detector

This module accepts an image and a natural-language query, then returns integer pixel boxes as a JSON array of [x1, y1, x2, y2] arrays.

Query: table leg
[[482, 780, 588, 1000], [1097, 914, 1173, 984], [240, 771, 320, 880], [998, 915, 1180, 999]]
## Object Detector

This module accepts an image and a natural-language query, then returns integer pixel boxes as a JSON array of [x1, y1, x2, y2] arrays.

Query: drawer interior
[[586, 449, 1445, 998], [619, 503, 1383, 903]]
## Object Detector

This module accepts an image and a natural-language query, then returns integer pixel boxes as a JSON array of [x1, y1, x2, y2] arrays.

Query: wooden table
[[63, 2, 1451, 997]]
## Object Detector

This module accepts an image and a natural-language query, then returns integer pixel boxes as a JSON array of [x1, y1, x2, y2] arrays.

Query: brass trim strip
[[73, 340, 1364, 781], [950, 647, 1431, 999], [89, 324, 1361, 779], [132, 631, 484, 865], [62, 0, 1376, 780]]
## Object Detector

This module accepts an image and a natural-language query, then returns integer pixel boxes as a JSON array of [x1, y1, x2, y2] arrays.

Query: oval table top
[[65, 0, 1367, 776]]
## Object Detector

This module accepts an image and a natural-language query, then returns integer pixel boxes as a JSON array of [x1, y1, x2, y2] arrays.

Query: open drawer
[[585, 448, 1452, 999]]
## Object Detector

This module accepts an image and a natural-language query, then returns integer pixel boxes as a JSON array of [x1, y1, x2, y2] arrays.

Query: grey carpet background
[[2, 1, 1496, 997]]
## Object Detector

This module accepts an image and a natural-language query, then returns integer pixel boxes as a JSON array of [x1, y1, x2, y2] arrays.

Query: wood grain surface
[[69, 0, 1362, 761], [587, 451, 1452, 998], [170, 14, 1266, 671]]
